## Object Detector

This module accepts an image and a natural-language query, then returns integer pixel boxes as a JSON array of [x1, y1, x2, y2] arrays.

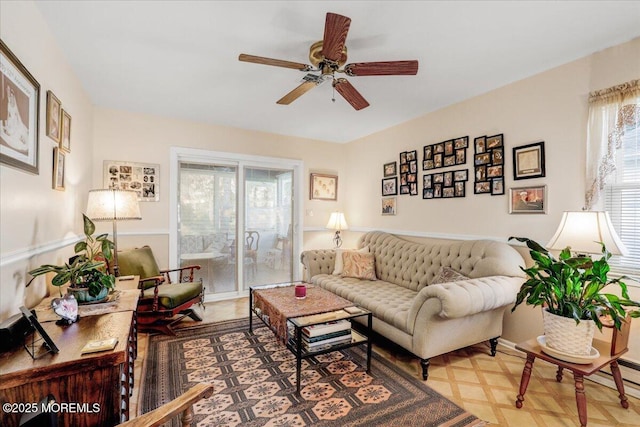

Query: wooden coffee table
[[515, 337, 629, 427], [249, 283, 372, 393]]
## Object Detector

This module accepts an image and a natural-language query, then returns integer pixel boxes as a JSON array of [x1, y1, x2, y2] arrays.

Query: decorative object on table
[[19, 306, 59, 359], [509, 212, 639, 361], [52, 147, 65, 191], [309, 172, 337, 200], [383, 161, 397, 177], [45, 90, 61, 143], [382, 197, 396, 215], [508, 185, 547, 214], [422, 168, 468, 199], [103, 160, 159, 201], [0, 312, 34, 353], [381, 176, 398, 196], [28, 214, 116, 303], [86, 188, 141, 276], [0, 40, 40, 174], [51, 293, 79, 325], [473, 133, 504, 195], [326, 211, 348, 248], [295, 284, 307, 299], [422, 136, 468, 171], [398, 150, 418, 195], [513, 141, 545, 180], [81, 337, 118, 354], [60, 109, 71, 152]]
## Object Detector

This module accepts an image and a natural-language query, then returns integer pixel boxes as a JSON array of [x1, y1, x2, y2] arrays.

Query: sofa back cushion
[[358, 231, 524, 292]]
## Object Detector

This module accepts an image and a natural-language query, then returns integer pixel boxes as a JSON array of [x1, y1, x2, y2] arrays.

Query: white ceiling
[[35, 1, 640, 143]]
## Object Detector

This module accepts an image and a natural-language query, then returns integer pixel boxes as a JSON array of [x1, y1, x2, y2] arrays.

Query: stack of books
[[299, 319, 352, 351]]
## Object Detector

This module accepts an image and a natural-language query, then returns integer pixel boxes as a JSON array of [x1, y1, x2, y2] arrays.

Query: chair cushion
[[143, 281, 203, 309], [118, 246, 161, 280]]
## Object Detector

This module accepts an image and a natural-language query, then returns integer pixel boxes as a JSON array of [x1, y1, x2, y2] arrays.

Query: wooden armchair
[[117, 246, 204, 335], [120, 383, 213, 427]]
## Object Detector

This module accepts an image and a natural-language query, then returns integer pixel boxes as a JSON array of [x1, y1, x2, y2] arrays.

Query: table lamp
[[86, 188, 142, 276], [546, 211, 628, 256], [326, 212, 348, 248]]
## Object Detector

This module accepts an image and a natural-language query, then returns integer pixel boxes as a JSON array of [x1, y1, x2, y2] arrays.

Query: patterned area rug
[[142, 319, 485, 427]]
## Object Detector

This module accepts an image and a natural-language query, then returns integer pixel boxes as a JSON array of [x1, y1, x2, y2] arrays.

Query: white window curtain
[[584, 79, 639, 210]]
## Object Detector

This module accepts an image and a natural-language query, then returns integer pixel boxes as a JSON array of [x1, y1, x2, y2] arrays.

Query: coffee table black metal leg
[[249, 289, 253, 333], [366, 313, 372, 372], [296, 327, 303, 393]]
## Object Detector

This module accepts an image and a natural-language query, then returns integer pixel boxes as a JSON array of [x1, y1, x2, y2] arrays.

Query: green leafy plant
[[509, 236, 640, 331], [28, 214, 116, 297]]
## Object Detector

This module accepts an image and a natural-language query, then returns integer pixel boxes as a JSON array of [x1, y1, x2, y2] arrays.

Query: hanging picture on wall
[[423, 136, 468, 171], [513, 141, 545, 180], [423, 168, 468, 199], [382, 177, 398, 196], [52, 147, 65, 191], [382, 197, 397, 215], [0, 40, 40, 174], [509, 185, 547, 214], [473, 134, 505, 196], [399, 150, 417, 195], [383, 161, 397, 177], [46, 90, 62, 143], [103, 160, 160, 201], [310, 173, 338, 200], [60, 109, 71, 152]]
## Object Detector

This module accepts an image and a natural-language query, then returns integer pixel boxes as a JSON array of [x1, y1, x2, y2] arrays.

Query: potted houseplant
[[29, 214, 116, 303], [509, 236, 639, 357]]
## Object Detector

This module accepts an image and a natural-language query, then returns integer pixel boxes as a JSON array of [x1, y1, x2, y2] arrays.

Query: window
[[604, 125, 640, 274]]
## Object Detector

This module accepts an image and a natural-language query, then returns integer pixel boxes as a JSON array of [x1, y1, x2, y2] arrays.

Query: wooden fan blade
[[322, 13, 351, 62], [276, 81, 317, 105], [345, 60, 419, 76], [334, 78, 369, 111], [239, 54, 311, 71]]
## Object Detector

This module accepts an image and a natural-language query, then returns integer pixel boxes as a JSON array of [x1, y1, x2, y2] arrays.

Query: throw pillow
[[333, 246, 369, 275], [431, 266, 469, 284], [341, 252, 377, 280]]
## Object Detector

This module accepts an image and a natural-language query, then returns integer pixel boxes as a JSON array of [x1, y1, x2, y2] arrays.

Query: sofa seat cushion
[[142, 281, 203, 309], [311, 274, 415, 334]]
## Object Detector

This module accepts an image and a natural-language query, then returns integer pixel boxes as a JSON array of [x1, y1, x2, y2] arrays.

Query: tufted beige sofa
[[300, 231, 525, 379]]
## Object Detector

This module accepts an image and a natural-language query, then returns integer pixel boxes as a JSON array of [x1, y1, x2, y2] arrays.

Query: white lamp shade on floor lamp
[[86, 189, 142, 275], [546, 211, 628, 256]]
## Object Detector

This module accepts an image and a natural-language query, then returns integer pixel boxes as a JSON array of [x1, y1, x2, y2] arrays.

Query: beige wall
[[0, 1, 96, 317]]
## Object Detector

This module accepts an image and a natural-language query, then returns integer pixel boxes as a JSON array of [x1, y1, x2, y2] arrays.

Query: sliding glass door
[[171, 148, 301, 301]]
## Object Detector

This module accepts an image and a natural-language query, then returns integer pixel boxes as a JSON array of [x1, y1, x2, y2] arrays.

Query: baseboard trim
[[498, 338, 640, 399]]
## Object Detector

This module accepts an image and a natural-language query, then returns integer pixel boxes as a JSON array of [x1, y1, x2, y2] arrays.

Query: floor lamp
[[86, 188, 141, 277], [326, 212, 348, 248]]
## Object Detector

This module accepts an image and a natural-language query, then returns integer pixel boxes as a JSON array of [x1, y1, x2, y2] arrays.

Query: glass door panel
[[243, 167, 293, 289], [178, 162, 236, 296]]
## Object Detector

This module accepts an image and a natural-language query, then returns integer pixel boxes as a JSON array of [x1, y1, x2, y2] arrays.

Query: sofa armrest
[[408, 276, 523, 326], [300, 250, 336, 282]]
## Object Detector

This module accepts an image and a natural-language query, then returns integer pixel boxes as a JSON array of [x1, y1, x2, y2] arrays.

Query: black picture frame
[[383, 161, 397, 177], [382, 177, 398, 196], [0, 40, 40, 174], [473, 133, 505, 196], [513, 141, 546, 180], [20, 306, 59, 358], [423, 136, 468, 171]]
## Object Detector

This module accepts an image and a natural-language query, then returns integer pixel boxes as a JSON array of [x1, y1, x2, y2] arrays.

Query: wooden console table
[[515, 337, 629, 427], [0, 286, 138, 427]]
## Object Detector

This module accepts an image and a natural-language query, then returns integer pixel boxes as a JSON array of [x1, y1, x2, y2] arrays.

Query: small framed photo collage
[[473, 134, 504, 196], [423, 136, 468, 171], [398, 150, 418, 196], [423, 169, 468, 199]]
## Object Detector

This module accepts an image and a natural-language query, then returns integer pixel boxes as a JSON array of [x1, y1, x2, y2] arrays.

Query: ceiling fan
[[239, 12, 419, 111]]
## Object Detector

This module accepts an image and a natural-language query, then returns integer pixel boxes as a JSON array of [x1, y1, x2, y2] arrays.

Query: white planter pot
[[542, 309, 595, 356]]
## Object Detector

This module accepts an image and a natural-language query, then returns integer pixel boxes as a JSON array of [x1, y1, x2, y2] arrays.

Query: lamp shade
[[326, 212, 348, 231], [86, 189, 142, 221], [546, 211, 628, 256]]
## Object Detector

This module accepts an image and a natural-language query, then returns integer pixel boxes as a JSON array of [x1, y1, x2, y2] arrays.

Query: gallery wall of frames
[[380, 133, 546, 215]]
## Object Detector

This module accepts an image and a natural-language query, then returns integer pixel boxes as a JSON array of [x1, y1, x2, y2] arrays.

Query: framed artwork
[[473, 133, 504, 195], [513, 141, 545, 180], [52, 147, 65, 191], [423, 136, 468, 171], [46, 90, 61, 143], [383, 161, 397, 177], [423, 168, 467, 199], [382, 177, 398, 196], [399, 150, 417, 196], [509, 185, 547, 214], [0, 40, 40, 174], [104, 160, 160, 201], [60, 109, 71, 152], [309, 173, 337, 201], [20, 306, 59, 358], [382, 197, 397, 215]]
